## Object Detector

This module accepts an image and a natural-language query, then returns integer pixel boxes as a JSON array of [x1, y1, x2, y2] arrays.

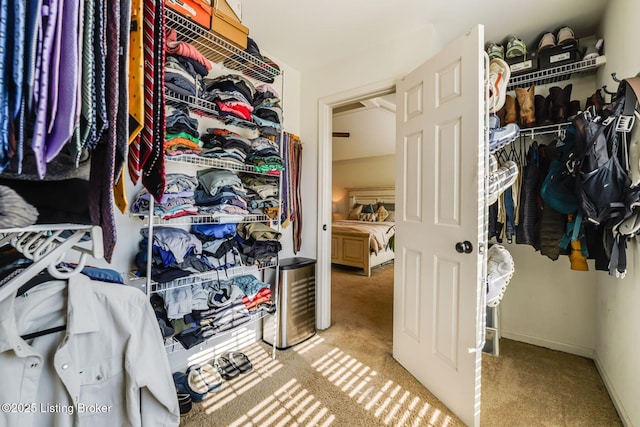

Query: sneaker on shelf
[[487, 160, 518, 205], [556, 26, 576, 45], [583, 38, 604, 60], [538, 31, 556, 52], [486, 244, 515, 307], [487, 58, 511, 113], [486, 42, 505, 60], [489, 122, 520, 153], [505, 35, 526, 59]]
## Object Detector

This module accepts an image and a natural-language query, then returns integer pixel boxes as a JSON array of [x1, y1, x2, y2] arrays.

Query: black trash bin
[[263, 257, 316, 349]]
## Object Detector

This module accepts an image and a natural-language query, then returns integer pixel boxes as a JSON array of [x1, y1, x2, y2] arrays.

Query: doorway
[[316, 79, 397, 331], [317, 27, 486, 426], [330, 89, 397, 339]]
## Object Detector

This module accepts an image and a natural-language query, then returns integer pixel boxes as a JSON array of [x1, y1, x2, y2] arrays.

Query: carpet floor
[[180, 263, 621, 426]]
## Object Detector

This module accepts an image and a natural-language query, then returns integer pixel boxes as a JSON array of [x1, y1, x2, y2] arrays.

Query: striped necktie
[[80, 0, 97, 153], [140, 0, 165, 202]]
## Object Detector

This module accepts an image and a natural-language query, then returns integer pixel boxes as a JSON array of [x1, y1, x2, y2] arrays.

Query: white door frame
[[316, 78, 397, 330]]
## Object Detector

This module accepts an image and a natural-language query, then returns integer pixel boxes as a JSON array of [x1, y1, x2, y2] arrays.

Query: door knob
[[455, 241, 473, 254]]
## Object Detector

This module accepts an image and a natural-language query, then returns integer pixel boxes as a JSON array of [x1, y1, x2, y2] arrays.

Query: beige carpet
[[180, 263, 621, 426]]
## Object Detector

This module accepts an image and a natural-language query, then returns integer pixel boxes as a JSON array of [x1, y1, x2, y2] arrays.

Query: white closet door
[[393, 24, 485, 427]]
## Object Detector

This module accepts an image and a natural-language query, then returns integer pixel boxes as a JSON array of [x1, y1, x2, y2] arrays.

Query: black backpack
[[568, 79, 639, 226]]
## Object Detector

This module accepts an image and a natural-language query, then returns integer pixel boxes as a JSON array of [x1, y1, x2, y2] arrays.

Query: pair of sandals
[[485, 35, 526, 61], [538, 26, 577, 52], [215, 351, 253, 380], [172, 366, 219, 413], [186, 363, 223, 401]]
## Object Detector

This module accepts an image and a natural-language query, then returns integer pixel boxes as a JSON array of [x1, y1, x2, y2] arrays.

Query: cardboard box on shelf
[[165, 0, 212, 30], [506, 52, 539, 75], [214, 0, 242, 22], [211, 6, 249, 49]]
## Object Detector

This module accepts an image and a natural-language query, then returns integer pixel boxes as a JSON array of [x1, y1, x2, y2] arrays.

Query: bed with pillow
[[331, 187, 395, 276]]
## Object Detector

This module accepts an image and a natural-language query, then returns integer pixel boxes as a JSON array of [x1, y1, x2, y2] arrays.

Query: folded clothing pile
[[151, 275, 272, 350]]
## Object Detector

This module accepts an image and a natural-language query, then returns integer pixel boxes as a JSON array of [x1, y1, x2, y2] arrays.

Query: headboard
[[347, 186, 395, 209]]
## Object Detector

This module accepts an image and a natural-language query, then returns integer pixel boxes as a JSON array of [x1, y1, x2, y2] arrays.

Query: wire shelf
[[165, 91, 221, 117], [165, 8, 280, 82], [128, 260, 277, 293], [165, 90, 262, 132], [507, 56, 606, 90], [166, 154, 281, 176], [0, 223, 96, 234], [131, 212, 279, 226], [163, 309, 274, 354], [519, 122, 571, 137]]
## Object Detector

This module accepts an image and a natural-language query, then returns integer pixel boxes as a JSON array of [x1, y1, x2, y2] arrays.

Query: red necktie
[[139, 0, 165, 202], [139, 0, 155, 171]]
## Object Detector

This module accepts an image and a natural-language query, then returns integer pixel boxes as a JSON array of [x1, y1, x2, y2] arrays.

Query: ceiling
[[241, 0, 608, 72], [241, 0, 609, 162], [332, 104, 396, 162]]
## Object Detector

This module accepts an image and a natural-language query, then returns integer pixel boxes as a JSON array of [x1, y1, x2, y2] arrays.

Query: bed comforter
[[332, 220, 395, 254]]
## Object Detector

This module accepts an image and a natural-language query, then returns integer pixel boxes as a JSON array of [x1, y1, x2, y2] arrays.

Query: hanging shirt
[[0, 274, 179, 427]]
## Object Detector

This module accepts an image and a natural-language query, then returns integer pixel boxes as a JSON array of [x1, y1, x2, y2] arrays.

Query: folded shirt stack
[[240, 174, 280, 217], [235, 222, 282, 265], [199, 131, 252, 166], [195, 168, 249, 220], [131, 174, 199, 220]]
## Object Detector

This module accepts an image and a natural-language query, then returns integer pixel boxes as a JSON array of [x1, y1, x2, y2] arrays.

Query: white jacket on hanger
[[0, 274, 179, 427]]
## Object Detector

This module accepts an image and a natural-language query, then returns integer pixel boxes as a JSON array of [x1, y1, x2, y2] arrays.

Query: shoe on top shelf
[[538, 31, 556, 52], [556, 26, 576, 45], [486, 42, 505, 60], [505, 35, 526, 59], [486, 244, 515, 307], [583, 38, 604, 60], [487, 58, 511, 113]]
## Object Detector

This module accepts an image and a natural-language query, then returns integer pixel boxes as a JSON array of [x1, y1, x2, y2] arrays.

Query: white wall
[[332, 154, 396, 218], [594, 1, 640, 424], [499, 245, 597, 357], [498, 76, 600, 356], [296, 24, 441, 259]]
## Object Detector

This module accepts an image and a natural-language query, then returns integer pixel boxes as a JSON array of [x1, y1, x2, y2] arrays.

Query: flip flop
[[199, 362, 223, 392], [174, 370, 206, 403], [177, 392, 192, 415], [224, 351, 253, 373], [215, 355, 240, 380]]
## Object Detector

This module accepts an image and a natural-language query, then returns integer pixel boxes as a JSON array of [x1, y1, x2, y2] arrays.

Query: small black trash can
[[263, 257, 316, 349]]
